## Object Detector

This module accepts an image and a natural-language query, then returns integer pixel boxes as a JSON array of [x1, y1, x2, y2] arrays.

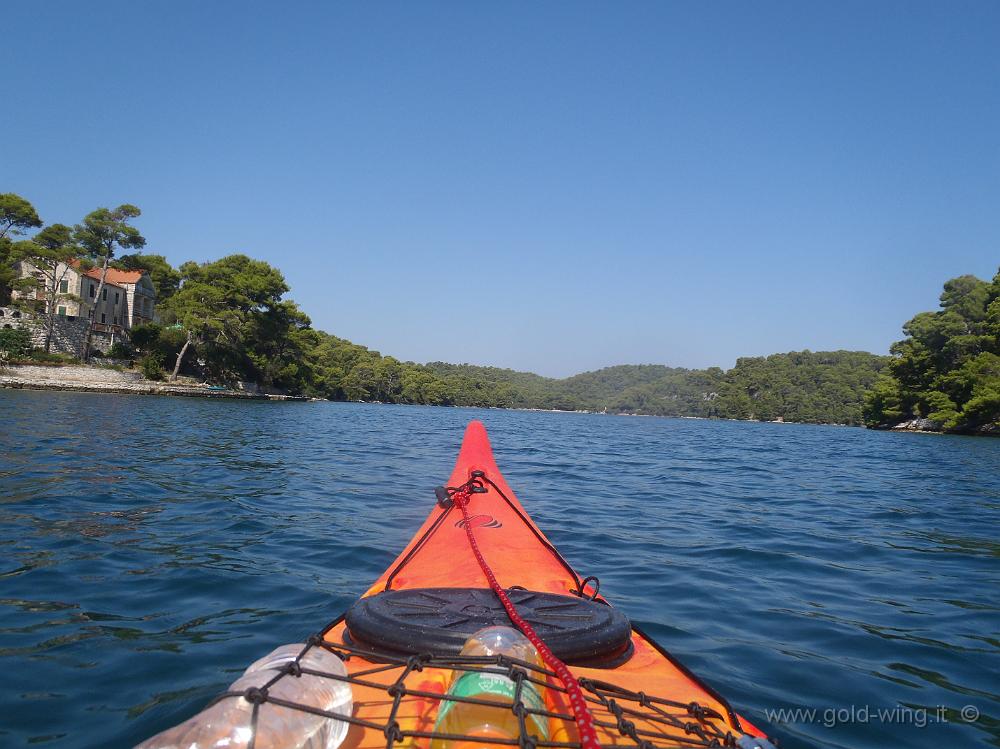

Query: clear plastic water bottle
[[456, 626, 545, 671], [136, 643, 353, 749], [431, 626, 548, 749]]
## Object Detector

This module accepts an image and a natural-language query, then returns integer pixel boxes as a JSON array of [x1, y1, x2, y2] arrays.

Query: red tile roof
[[70, 259, 146, 285], [82, 267, 144, 284]]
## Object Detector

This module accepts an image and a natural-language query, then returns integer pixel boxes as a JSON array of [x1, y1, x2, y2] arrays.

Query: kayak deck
[[306, 631, 752, 748], [312, 420, 768, 748]]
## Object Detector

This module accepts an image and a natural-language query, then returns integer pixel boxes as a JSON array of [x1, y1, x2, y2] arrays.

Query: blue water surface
[[0, 391, 997, 748]]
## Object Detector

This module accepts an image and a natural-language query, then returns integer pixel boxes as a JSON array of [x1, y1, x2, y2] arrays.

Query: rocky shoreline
[[875, 417, 998, 437], [0, 364, 307, 401]]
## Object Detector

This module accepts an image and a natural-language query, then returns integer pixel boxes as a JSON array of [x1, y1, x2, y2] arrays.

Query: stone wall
[[2, 364, 145, 386], [0, 306, 112, 355], [0, 364, 307, 400]]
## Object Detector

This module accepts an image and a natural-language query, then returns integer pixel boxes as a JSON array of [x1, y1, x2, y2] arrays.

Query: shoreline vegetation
[[2, 193, 998, 434], [0, 363, 982, 435]]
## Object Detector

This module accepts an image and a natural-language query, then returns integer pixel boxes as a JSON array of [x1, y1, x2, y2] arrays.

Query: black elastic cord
[[208, 634, 745, 748], [384, 477, 492, 590], [630, 622, 744, 733], [577, 575, 601, 600], [383, 504, 453, 591], [479, 475, 590, 598]]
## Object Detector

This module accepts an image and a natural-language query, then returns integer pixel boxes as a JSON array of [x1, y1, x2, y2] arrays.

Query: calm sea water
[[0, 391, 997, 749]]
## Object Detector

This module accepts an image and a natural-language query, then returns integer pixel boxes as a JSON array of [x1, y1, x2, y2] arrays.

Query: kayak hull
[[323, 420, 767, 747]]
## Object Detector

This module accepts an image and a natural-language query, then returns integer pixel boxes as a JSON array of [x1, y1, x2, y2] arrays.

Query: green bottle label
[[436, 672, 549, 738]]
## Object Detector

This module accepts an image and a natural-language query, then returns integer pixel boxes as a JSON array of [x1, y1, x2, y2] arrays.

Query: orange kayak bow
[[321, 420, 774, 749]]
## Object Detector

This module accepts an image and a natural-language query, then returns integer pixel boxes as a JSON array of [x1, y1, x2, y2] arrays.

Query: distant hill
[[423, 361, 686, 411], [610, 368, 726, 418], [420, 352, 887, 424]]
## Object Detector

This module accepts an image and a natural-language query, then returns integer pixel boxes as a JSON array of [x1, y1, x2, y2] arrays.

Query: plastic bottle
[[136, 643, 353, 749], [431, 626, 549, 749]]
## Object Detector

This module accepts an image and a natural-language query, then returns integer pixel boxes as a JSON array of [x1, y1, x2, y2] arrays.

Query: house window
[[89, 284, 95, 298], [115, 291, 120, 304], [101, 313, 106, 323], [58, 306, 67, 316], [59, 279, 69, 293], [102, 288, 107, 301]]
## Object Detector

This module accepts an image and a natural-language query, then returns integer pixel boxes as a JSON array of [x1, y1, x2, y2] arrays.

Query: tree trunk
[[170, 332, 192, 381], [47, 265, 70, 355], [43, 274, 55, 354], [82, 254, 111, 361], [45, 310, 55, 353]]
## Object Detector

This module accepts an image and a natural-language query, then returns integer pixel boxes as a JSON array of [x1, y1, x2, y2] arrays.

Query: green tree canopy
[[0, 193, 43, 304], [13, 223, 80, 351], [116, 253, 181, 301], [74, 204, 146, 262], [245, 299, 318, 391], [74, 204, 146, 358], [162, 282, 221, 380], [0, 193, 42, 240], [864, 268, 1000, 433], [162, 254, 294, 382]]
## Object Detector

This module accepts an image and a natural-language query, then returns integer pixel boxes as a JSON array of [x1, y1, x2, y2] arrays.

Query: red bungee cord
[[450, 483, 602, 749]]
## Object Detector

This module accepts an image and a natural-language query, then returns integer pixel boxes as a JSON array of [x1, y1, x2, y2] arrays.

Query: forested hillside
[[422, 362, 683, 411], [603, 352, 886, 424], [423, 354, 885, 424], [717, 351, 888, 424]]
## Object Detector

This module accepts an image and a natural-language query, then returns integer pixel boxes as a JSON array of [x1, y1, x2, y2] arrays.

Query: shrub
[[130, 323, 161, 353], [29, 349, 75, 364], [0, 327, 32, 358], [107, 341, 133, 359], [140, 353, 165, 381], [156, 326, 187, 359]]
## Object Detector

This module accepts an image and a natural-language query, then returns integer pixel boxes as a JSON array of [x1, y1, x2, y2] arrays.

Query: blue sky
[[4, 2, 998, 377]]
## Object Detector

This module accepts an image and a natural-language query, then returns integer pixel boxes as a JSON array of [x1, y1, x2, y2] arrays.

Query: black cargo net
[[209, 632, 747, 749]]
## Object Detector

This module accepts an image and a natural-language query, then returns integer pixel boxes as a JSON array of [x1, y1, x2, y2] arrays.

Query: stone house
[[12, 259, 157, 346]]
